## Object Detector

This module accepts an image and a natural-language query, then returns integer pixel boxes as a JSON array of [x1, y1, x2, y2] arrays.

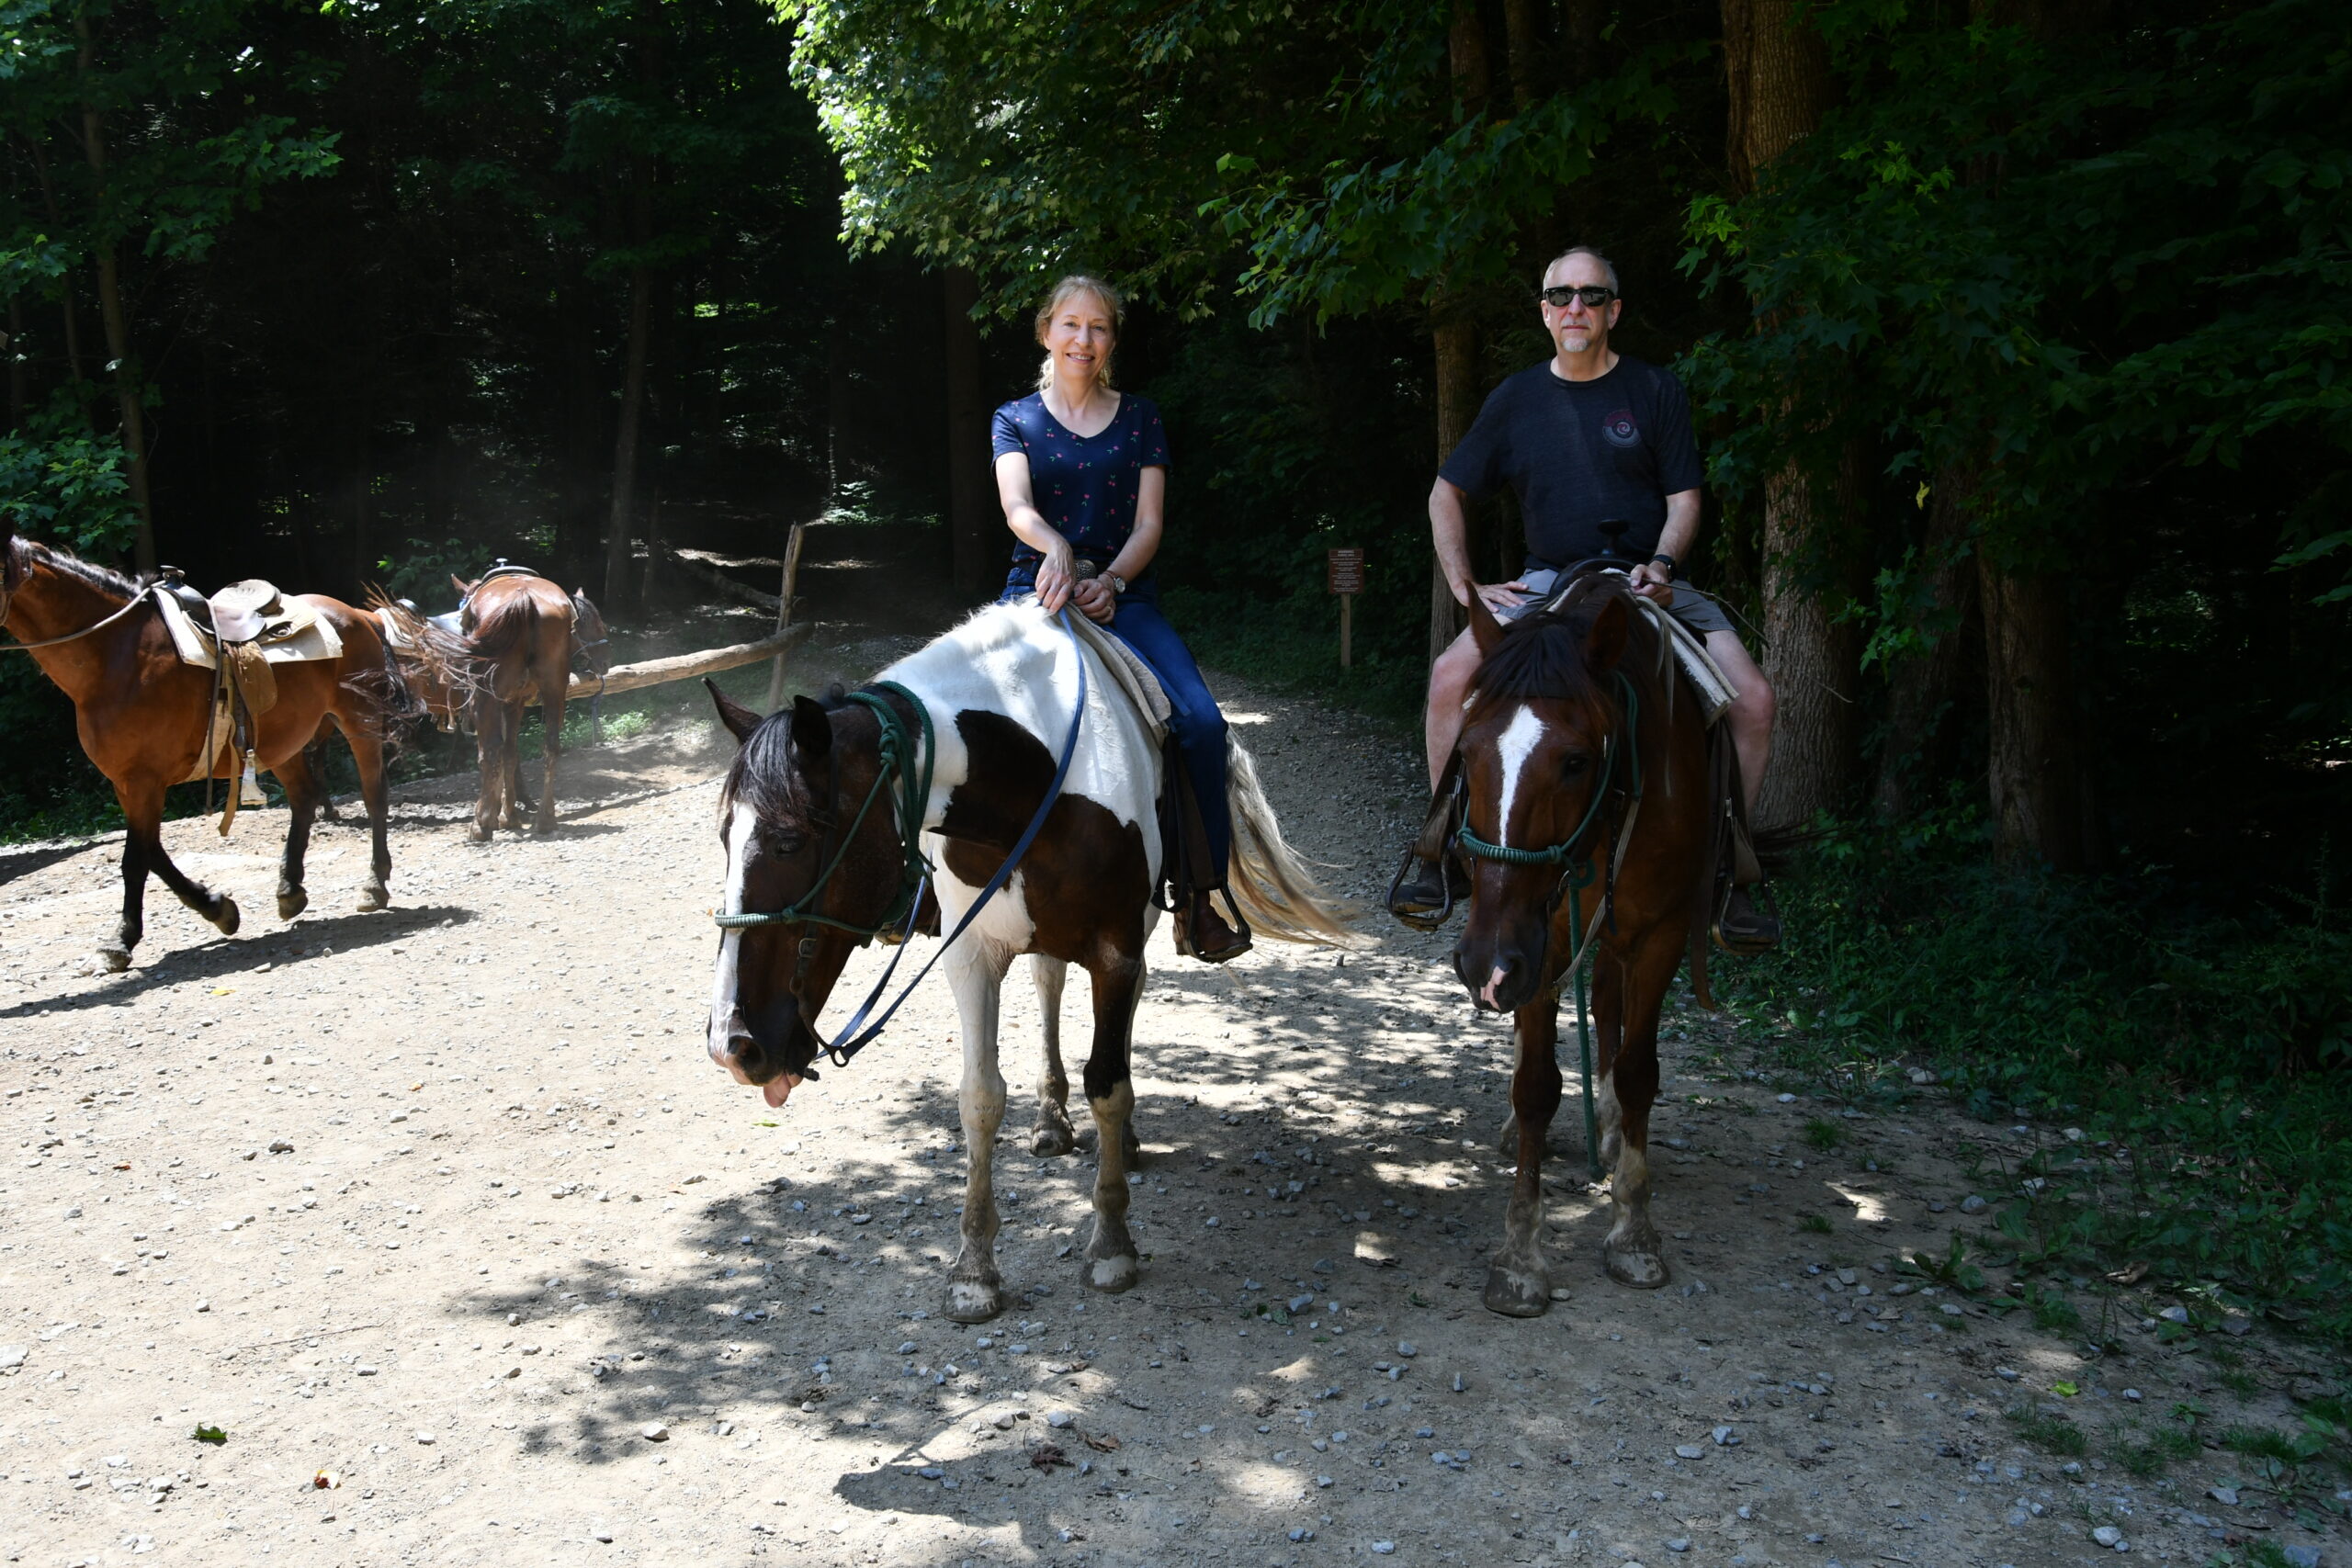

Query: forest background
[[8, 0, 2352, 1358]]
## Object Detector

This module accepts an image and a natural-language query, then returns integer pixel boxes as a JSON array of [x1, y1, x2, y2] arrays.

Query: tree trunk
[[1449, 0, 1491, 109], [944, 265, 992, 592], [76, 16, 155, 572], [1502, 0, 1543, 111], [1980, 558, 2089, 871], [1562, 0, 1604, 85], [1753, 443, 1865, 827], [1872, 473, 1979, 820], [1430, 312, 1482, 665], [1725, 0, 1855, 829], [603, 259, 652, 606]]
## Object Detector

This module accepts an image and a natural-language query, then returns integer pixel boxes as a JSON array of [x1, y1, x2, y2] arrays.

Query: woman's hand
[[1035, 538, 1079, 613], [1072, 575, 1118, 624]]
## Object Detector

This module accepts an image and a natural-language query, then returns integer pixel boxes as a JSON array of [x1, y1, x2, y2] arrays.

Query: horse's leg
[[498, 700, 526, 831], [944, 942, 1014, 1324], [1029, 955, 1079, 1156], [1597, 941, 1675, 1289], [1485, 1001, 1564, 1316], [469, 695, 502, 842], [107, 777, 237, 968], [345, 723, 393, 911], [532, 681, 565, 834], [270, 746, 320, 919], [1079, 945, 1147, 1295]]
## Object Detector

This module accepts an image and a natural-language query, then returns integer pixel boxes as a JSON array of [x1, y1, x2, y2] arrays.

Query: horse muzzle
[[1453, 928, 1547, 1014]]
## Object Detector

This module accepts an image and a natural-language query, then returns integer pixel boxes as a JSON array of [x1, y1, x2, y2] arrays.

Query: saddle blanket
[[1061, 606, 1173, 745]]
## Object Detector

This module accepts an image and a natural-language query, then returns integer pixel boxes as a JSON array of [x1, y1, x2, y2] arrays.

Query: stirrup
[[1174, 889, 1252, 964], [1712, 881, 1782, 955], [1385, 844, 1464, 931]]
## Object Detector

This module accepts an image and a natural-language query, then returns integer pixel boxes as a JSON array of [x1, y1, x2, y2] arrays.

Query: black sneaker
[[1713, 885, 1782, 954], [1386, 845, 1468, 931]]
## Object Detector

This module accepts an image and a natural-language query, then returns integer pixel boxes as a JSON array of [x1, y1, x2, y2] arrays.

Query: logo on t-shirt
[[1600, 409, 1641, 449]]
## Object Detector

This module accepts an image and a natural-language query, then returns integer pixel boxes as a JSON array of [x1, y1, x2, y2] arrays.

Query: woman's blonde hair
[[1035, 275, 1124, 393]]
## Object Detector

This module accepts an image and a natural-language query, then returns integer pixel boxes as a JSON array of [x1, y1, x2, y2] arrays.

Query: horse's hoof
[[1602, 1241, 1668, 1290], [1483, 1260, 1553, 1317], [1031, 1123, 1077, 1158], [467, 825, 492, 844], [210, 895, 242, 937], [944, 1280, 1007, 1324], [96, 946, 131, 974], [356, 883, 390, 913], [1083, 1252, 1139, 1294], [277, 888, 308, 921], [532, 816, 558, 837]]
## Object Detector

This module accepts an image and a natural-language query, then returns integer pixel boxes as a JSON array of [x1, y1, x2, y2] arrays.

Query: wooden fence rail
[[565, 621, 813, 701]]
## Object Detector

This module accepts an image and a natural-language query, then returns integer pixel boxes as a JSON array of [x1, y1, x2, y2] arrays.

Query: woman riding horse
[[992, 274, 1248, 963]]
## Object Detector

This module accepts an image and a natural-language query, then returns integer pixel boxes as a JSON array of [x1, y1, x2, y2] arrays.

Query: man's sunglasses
[[1540, 285, 1617, 309]]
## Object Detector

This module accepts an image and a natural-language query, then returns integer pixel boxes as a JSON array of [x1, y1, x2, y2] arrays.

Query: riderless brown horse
[[1446, 574, 1716, 1314], [0, 521, 437, 970], [374, 570, 604, 841]]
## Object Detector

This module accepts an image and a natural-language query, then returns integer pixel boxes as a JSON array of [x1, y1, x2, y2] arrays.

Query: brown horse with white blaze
[[0, 521, 428, 970], [1449, 575, 1713, 1313]]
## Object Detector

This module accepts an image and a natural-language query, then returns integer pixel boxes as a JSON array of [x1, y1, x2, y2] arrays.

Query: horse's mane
[[719, 708, 816, 828], [14, 536, 142, 599]]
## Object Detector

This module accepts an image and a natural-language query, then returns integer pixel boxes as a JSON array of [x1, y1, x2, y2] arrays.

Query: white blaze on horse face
[[707, 801, 758, 1079], [1492, 704, 1547, 851]]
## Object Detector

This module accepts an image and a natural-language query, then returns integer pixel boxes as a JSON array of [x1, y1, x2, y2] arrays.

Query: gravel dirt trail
[[0, 592, 2336, 1568]]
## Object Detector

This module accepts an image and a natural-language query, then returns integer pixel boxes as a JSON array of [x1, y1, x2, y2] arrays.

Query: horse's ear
[[706, 679, 763, 747], [790, 694, 833, 764], [1466, 584, 1506, 659], [450, 573, 474, 596], [1584, 593, 1631, 674]]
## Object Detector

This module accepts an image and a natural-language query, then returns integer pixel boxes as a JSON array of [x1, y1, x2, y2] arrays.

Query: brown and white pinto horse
[[704, 599, 1359, 1323], [0, 521, 430, 970], [1449, 576, 1713, 1314]]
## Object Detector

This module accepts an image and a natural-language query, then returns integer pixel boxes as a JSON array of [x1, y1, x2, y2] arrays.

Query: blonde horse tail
[[1222, 733, 1374, 950]]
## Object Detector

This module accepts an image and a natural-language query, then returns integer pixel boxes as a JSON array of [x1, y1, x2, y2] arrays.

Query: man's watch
[[1649, 553, 1678, 573], [1102, 570, 1127, 596]]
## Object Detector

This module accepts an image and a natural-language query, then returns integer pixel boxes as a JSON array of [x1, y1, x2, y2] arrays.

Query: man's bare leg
[[1423, 626, 1484, 792], [1704, 628, 1774, 820]]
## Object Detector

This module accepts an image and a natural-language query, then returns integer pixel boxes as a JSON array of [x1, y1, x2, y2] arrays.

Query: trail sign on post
[[1327, 547, 1365, 669]]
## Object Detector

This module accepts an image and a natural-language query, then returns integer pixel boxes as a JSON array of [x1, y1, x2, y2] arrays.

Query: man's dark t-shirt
[[1439, 355, 1703, 572]]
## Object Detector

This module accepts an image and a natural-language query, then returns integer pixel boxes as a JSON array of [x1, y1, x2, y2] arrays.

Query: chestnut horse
[[0, 521, 433, 970], [703, 599, 1361, 1323], [1448, 576, 1713, 1314], [375, 571, 596, 840]]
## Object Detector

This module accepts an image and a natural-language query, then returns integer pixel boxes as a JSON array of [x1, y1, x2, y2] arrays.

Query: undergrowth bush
[[1729, 804, 2352, 1344]]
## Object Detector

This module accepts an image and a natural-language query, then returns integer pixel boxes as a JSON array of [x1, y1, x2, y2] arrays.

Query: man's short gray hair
[[1544, 246, 1621, 295]]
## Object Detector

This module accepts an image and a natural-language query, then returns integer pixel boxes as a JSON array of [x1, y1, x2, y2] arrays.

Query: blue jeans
[[1001, 581, 1231, 877]]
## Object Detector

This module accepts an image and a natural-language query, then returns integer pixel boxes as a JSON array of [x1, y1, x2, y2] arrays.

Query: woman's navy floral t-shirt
[[991, 391, 1170, 596]]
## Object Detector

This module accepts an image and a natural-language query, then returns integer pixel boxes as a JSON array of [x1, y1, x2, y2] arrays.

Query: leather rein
[[0, 576, 158, 651]]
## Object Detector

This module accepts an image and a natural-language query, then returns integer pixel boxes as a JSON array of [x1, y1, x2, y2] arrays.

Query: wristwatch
[[1649, 552, 1678, 573], [1102, 570, 1127, 596]]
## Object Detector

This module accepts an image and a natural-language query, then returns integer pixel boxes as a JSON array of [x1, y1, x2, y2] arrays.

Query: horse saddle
[[1532, 568, 1740, 727]]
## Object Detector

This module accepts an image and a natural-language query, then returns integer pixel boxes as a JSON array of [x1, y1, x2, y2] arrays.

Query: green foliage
[[1736, 814, 2352, 1342], [1796, 1213, 1833, 1235], [0, 400, 139, 556], [1800, 1117, 1845, 1152]]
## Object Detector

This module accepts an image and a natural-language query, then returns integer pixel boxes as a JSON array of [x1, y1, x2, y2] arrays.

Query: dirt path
[[0, 606, 2338, 1568]]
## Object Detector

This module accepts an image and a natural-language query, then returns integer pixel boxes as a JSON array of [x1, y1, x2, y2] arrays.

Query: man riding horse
[[1390, 245, 1781, 951]]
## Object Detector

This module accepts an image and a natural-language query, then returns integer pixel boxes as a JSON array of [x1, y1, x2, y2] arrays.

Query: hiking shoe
[[1386, 844, 1468, 931], [1713, 884, 1782, 954], [1177, 890, 1252, 964]]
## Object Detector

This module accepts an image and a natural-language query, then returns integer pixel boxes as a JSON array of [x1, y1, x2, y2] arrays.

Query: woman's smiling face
[[1041, 289, 1116, 386]]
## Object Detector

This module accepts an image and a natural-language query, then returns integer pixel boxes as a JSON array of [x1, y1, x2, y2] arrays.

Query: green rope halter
[[713, 681, 935, 941]]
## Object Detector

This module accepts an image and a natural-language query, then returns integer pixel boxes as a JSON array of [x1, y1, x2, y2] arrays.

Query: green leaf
[[192, 1425, 227, 1446]]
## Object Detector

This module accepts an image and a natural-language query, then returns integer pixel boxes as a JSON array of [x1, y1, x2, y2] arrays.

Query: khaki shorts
[[1494, 577, 1737, 638]]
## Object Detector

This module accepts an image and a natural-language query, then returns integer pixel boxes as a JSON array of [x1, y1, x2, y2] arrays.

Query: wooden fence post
[[763, 520, 809, 714]]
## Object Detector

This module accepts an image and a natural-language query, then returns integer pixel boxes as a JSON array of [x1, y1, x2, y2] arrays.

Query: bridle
[[1453, 665, 1645, 1180], [713, 607, 1089, 1071]]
